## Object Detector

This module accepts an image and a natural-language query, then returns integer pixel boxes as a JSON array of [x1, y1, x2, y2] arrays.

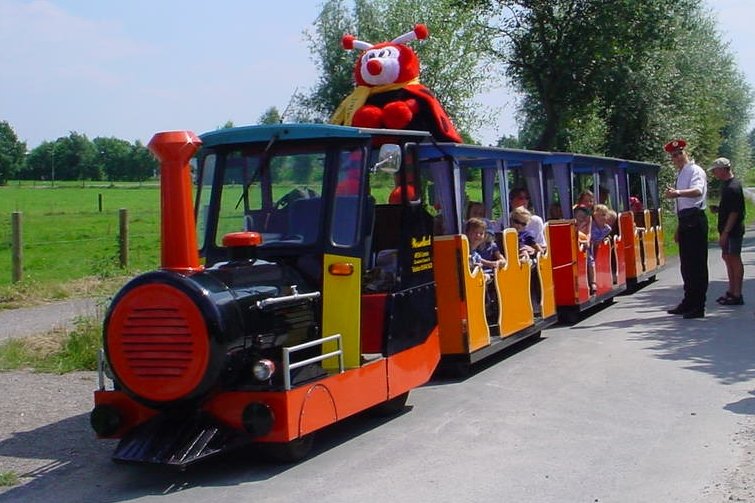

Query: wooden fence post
[[119, 208, 129, 268], [11, 211, 22, 283]]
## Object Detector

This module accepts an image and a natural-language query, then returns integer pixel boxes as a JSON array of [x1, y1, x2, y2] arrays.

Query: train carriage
[[543, 153, 629, 321], [540, 153, 664, 321], [622, 159, 666, 287], [413, 143, 558, 371]]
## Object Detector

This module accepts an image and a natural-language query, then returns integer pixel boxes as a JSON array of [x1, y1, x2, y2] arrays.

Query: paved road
[[1, 231, 755, 502], [0, 298, 99, 342]]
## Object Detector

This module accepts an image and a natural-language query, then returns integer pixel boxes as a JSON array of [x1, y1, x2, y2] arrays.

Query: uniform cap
[[664, 139, 686, 153], [709, 157, 731, 172]]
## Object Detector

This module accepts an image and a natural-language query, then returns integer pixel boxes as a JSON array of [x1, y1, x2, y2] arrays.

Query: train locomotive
[[90, 127, 441, 467]]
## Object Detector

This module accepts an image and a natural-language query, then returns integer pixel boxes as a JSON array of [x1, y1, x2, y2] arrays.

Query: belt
[[677, 207, 703, 218]]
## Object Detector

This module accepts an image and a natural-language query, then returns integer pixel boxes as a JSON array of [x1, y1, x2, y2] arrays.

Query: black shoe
[[682, 310, 705, 319], [667, 305, 688, 315]]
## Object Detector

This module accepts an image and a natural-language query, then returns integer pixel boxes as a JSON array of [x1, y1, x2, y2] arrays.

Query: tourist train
[[89, 123, 664, 467]]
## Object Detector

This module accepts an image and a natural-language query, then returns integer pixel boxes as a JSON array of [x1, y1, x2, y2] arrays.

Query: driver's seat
[[288, 197, 321, 243]]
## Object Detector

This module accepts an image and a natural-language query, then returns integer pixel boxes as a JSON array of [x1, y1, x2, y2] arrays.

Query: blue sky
[[1, 0, 753, 148]]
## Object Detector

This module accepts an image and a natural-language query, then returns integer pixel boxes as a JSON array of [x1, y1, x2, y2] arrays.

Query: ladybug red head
[[342, 24, 428, 87]]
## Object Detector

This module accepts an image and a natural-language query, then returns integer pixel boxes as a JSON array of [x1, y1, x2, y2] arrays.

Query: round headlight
[[252, 359, 276, 381]]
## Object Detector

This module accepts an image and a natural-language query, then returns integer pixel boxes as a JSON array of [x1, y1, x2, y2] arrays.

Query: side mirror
[[374, 144, 401, 174]]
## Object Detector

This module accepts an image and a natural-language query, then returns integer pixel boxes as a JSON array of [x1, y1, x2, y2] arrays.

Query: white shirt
[[526, 214, 546, 247], [675, 161, 707, 212], [493, 213, 546, 248]]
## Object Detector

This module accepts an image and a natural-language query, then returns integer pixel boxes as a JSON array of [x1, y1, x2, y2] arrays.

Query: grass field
[[1, 178, 753, 299], [0, 181, 161, 291]]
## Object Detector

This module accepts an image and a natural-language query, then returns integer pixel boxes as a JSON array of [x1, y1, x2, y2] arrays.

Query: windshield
[[197, 146, 327, 249]]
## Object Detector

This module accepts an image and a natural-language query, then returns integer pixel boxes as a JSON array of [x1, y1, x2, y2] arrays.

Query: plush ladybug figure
[[331, 24, 462, 143]]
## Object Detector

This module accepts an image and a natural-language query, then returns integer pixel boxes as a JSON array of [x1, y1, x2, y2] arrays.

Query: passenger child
[[606, 209, 618, 235], [575, 190, 595, 211], [510, 206, 543, 262], [510, 206, 543, 314], [548, 202, 564, 220], [573, 205, 591, 245], [591, 204, 613, 245], [509, 188, 547, 251], [464, 218, 502, 281], [574, 205, 596, 294], [478, 230, 505, 273], [629, 196, 643, 213]]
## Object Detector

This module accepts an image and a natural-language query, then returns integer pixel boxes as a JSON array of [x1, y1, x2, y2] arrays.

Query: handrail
[[97, 348, 106, 391], [257, 290, 321, 309], [282, 333, 343, 390]]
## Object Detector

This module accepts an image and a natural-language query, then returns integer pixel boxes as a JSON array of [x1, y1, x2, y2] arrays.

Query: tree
[[668, 9, 753, 171], [130, 141, 158, 182], [469, 0, 752, 174], [0, 121, 27, 185], [94, 137, 133, 182], [258, 107, 282, 125], [55, 132, 100, 182], [20, 141, 53, 181], [473, 0, 696, 151], [297, 0, 494, 137]]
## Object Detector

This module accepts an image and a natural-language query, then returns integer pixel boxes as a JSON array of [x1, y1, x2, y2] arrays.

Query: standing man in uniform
[[664, 139, 708, 319], [709, 157, 745, 306]]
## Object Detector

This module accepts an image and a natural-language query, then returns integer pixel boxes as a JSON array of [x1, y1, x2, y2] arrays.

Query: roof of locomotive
[[199, 123, 432, 148]]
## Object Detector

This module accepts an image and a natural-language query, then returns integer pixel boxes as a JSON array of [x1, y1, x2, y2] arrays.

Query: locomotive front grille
[[120, 307, 194, 378], [106, 283, 210, 403]]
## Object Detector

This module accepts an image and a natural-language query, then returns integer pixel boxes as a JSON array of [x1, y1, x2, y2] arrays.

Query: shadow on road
[[0, 401, 414, 503]]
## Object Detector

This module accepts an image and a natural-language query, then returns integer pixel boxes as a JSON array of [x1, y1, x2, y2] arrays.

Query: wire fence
[[3, 209, 161, 287]]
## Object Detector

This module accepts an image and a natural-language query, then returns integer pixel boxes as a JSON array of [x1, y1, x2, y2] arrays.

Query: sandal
[[720, 295, 744, 306], [717, 292, 734, 304]]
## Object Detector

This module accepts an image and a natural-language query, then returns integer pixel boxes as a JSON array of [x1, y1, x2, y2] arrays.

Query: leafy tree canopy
[[0, 121, 27, 185], [469, 0, 753, 172]]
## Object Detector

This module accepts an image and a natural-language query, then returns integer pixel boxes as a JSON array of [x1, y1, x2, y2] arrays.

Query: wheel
[[559, 310, 580, 325], [369, 392, 410, 417], [263, 434, 315, 463]]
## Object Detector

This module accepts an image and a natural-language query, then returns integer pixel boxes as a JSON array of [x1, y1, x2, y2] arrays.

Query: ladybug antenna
[[391, 24, 428, 45], [342, 34, 372, 51]]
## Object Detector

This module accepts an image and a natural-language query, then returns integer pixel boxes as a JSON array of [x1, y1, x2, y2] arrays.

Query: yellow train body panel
[[433, 235, 490, 355], [322, 253, 361, 370], [495, 229, 533, 337]]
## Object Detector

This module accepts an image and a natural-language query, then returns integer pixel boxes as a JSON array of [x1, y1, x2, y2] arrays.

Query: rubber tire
[[264, 434, 315, 463], [369, 392, 410, 417]]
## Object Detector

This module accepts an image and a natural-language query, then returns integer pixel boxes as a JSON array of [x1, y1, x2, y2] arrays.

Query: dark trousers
[[677, 209, 708, 311]]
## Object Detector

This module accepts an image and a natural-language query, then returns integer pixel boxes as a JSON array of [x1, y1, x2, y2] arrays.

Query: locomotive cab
[[91, 125, 441, 467]]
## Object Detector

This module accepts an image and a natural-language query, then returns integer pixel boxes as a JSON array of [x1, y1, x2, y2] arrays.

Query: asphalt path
[[0, 298, 98, 342], [2, 228, 755, 502]]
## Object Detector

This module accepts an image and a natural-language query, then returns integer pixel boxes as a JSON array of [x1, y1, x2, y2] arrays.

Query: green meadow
[[0, 181, 161, 290], [1, 179, 752, 294]]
